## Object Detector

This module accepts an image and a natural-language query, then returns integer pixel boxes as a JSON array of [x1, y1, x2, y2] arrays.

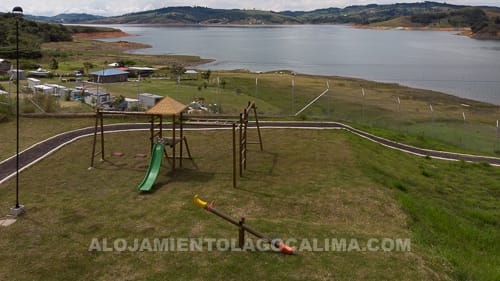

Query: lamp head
[[12, 6, 23, 15]]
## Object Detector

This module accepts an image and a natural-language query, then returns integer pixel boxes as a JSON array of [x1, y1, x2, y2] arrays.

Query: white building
[[138, 93, 163, 109], [34, 85, 54, 95], [9, 69, 25, 80], [28, 78, 41, 92], [84, 90, 110, 107], [0, 59, 12, 75], [45, 84, 68, 97], [124, 98, 139, 110]]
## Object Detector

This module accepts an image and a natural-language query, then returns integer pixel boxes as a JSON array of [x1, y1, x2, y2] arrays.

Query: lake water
[[99, 25, 500, 105]]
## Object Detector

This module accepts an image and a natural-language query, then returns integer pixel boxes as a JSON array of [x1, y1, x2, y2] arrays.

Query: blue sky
[[1, 0, 499, 16]]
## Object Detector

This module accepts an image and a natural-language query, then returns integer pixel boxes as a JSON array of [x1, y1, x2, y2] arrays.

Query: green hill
[[0, 13, 73, 59], [89, 2, 468, 25], [91, 6, 300, 25], [0, 13, 125, 60], [86, 2, 499, 39], [294, 2, 467, 24], [27, 13, 105, 24]]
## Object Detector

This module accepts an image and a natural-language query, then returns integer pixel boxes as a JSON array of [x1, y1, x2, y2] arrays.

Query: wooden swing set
[[231, 101, 263, 187], [89, 96, 193, 171], [89, 98, 263, 188]]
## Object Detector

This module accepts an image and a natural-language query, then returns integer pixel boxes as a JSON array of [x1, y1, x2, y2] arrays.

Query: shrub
[[393, 180, 407, 192]]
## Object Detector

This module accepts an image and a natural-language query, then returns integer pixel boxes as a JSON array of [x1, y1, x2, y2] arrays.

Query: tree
[[201, 70, 211, 81], [50, 58, 59, 70], [83, 62, 94, 74], [111, 95, 126, 110], [170, 64, 186, 80]]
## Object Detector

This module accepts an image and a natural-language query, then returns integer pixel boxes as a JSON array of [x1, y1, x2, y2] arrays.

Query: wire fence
[[231, 74, 500, 156]]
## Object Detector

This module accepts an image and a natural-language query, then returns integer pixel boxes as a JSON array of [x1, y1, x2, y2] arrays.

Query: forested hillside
[[27, 13, 105, 24], [87, 2, 500, 39], [0, 14, 122, 59], [90, 6, 300, 24], [0, 13, 73, 59]]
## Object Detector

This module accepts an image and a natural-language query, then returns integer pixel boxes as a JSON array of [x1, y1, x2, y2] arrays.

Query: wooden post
[[159, 115, 163, 140], [180, 112, 183, 168], [172, 114, 176, 171], [90, 110, 99, 168], [239, 113, 243, 177], [238, 217, 245, 248], [253, 103, 263, 151], [243, 107, 248, 170], [99, 110, 105, 161], [233, 123, 236, 188], [90, 109, 105, 168], [150, 115, 154, 151]]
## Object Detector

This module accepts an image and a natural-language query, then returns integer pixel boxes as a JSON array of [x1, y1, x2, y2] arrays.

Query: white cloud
[[1, 0, 499, 16]]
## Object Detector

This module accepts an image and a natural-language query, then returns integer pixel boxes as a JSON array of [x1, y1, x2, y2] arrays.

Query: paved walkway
[[1, 121, 499, 185]]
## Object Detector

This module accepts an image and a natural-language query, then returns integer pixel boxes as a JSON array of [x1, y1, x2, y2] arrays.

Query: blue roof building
[[90, 68, 129, 83]]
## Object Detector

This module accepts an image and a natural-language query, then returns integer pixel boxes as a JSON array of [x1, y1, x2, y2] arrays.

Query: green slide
[[138, 143, 165, 192]]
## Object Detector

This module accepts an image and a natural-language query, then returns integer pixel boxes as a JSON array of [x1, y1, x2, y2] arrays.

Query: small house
[[9, 69, 25, 80], [90, 69, 128, 83], [45, 84, 68, 97], [0, 59, 12, 75], [34, 85, 54, 95], [123, 98, 139, 111], [128, 66, 157, 77], [184, 70, 199, 80], [84, 90, 110, 106], [28, 78, 41, 92], [138, 93, 163, 109]]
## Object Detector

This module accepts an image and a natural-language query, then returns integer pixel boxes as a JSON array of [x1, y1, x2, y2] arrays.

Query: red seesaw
[[193, 195, 295, 255]]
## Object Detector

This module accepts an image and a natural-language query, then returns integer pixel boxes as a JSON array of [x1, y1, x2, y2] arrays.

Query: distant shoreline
[[351, 24, 471, 32], [74, 25, 498, 41], [72, 30, 135, 39], [351, 24, 500, 40], [351, 24, 474, 36]]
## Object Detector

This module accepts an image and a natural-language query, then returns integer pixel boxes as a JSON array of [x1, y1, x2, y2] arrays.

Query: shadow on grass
[[96, 154, 200, 172], [139, 168, 217, 194], [234, 185, 275, 198], [94, 159, 151, 172], [232, 149, 281, 198], [245, 149, 279, 176], [22, 214, 88, 248]]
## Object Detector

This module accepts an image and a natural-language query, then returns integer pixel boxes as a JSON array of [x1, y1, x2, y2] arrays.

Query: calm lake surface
[[100, 25, 500, 105]]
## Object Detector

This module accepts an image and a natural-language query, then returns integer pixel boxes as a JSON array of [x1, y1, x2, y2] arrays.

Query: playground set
[[89, 96, 194, 191], [89, 99, 263, 190], [89, 97, 293, 254]]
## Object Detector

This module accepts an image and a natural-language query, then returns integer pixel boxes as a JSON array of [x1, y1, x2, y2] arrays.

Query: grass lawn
[[0, 128, 498, 280]]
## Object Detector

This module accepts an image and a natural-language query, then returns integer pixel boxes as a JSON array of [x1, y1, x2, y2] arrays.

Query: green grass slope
[[0, 129, 498, 280]]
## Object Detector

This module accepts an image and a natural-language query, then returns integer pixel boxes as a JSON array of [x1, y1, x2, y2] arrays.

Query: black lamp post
[[10, 6, 25, 217]]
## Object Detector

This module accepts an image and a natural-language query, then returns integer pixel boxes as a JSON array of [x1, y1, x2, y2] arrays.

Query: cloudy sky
[[1, 0, 499, 16]]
